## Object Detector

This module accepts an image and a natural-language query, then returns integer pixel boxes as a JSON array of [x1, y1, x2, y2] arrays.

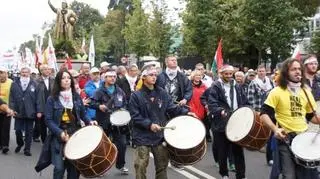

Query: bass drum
[[226, 107, 271, 150], [164, 115, 207, 166], [64, 126, 117, 178]]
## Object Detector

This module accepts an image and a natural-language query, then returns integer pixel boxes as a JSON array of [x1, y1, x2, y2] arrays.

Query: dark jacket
[[116, 76, 137, 101], [36, 76, 54, 113], [91, 83, 127, 130], [129, 85, 189, 146], [207, 80, 248, 132], [306, 74, 320, 101], [44, 92, 91, 138], [9, 78, 38, 119], [156, 71, 193, 102]]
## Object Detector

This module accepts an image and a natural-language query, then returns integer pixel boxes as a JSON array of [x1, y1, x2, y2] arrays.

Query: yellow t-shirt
[[264, 86, 316, 133], [0, 79, 12, 104]]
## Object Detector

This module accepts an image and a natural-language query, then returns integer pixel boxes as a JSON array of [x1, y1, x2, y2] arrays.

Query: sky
[[0, 0, 184, 53]]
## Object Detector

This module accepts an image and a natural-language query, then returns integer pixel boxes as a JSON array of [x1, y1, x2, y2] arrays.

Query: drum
[[226, 107, 271, 150], [164, 115, 207, 166], [110, 109, 131, 134], [291, 131, 320, 168], [64, 126, 117, 178]]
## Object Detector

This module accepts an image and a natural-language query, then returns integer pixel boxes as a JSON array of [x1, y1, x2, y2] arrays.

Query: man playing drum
[[92, 68, 129, 174], [260, 58, 320, 179], [207, 65, 248, 179], [129, 65, 196, 179]]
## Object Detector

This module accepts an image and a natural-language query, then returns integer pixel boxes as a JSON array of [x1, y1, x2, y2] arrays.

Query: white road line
[[184, 166, 216, 179]]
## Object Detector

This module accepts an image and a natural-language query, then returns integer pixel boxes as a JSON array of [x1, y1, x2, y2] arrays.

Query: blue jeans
[[51, 138, 79, 179]]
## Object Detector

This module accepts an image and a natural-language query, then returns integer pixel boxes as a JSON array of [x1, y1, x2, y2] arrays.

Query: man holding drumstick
[[260, 58, 320, 179], [129, 65, 196, 179]]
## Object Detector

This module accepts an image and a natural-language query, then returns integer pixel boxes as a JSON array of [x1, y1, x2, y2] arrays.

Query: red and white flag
[[46, 34, 58, 72], [292, 43, 301, 61]]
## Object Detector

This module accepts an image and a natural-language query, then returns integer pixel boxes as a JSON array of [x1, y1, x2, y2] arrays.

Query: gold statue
[[48, 0, 77, 40]]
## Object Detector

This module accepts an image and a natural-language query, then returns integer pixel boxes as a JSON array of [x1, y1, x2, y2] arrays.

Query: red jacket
[[188, 82, 207, 120], [78, 74, 90, 89]]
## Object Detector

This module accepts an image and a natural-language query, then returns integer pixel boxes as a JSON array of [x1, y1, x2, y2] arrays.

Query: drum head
[[110, 110, 131, 126], [64, 126, 103, 160], [291, 132, 320, 160], [164, 116, 205, 150], [226, 107, 254, 142]]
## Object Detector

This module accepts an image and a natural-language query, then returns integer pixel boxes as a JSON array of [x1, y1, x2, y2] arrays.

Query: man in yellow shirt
[[260, 58, 320, 179], [0, 66, 13, 154]]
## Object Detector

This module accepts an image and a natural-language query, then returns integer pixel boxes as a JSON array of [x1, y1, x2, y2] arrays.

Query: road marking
[[184, 166, 216, 179], [149, 152, 215, 179]]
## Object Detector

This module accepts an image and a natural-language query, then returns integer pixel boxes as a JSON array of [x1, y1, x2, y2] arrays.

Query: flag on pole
[[35, 38, 43, 66], [65, 55, 72, 70], [211, 39, 224, 75], [24, 48, 34, 68], [46, 33, 58, 73], [88, 35, 95, 66], [292, 43, 301, 60], [81, 37, 86, 53]]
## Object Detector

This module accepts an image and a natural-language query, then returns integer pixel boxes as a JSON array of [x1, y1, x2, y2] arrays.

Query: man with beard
[[303, 55, 320, 101], [260, 58, 320, 179], [10, 67, 38, 156], [207, 65, 247, 179]]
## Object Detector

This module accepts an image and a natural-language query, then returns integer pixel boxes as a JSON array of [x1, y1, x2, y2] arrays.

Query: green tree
[[310, 31, 320, 56], [148, 0, 173, 61], [123, 0, 149, 58]]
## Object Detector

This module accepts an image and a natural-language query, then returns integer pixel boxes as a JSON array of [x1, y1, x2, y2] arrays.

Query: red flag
[[292, 44, 302, 61], [215, 39, 224, 69], [65, 56, 72, 70]]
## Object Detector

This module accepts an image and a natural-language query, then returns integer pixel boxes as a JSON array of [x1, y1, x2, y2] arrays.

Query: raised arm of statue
[[48, 0, 57, 13]]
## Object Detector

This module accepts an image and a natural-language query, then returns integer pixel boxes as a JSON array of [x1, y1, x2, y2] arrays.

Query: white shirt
[[93, 81, 100, 89], [202, 75, 213, 88], [219, 79, 238, 110]]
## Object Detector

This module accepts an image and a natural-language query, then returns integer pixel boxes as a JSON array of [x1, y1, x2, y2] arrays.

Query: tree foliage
[[123, 0, 149, 57]]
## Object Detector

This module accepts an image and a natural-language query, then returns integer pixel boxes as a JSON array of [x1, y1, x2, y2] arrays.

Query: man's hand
[[99, 105, 108, 112], [6, 108, 16, 117], [89, 120, 98, 126], [274, 128, 287, 140], [150, 124, 161, 133], [178, 99, 187, 106], [60, 131, 69, 142], [221, 110, 228, 118], [83, 98, 91, 106], [187, 112, 198, 119], [37, 113, 42, 119]]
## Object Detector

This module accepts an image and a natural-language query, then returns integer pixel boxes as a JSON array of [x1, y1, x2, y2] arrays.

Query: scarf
[[59, 89, 73, 109], [254, 76, 273, 91], [166, 68, 178, 81], [103, 85, 115, 95], [287, 81, 301, 96], [125, 74, 137, 91], [20, 77, 30, 91]]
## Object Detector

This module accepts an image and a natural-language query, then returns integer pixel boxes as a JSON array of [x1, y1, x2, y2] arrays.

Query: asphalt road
[[0, 124, 272, 179]]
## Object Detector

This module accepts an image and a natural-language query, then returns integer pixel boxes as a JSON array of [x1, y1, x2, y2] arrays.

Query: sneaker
[[222, 176, 229, 179], [119, 167, 129, 175], [2, 147, 9, 154], [268, 160, 274, 166], [24, 151, 32, 156], [15, 145, 23, 153]]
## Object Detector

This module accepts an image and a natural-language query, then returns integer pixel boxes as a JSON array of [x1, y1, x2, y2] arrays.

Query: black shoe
[[24, 151, 32, 156], [2, 147, 9, 154], [15, 146, 23, 153], [33, 138, 40, 143]]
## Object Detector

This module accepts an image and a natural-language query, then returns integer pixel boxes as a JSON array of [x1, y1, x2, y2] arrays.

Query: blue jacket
[[156, 71, 193, 102], [129, 85, 189, 146], [44, 92, 91, 138], [91, 83, 127, 130], [207, 80, 248, 132], [84, 80, 102, 120], [9, 78, 38, 119]]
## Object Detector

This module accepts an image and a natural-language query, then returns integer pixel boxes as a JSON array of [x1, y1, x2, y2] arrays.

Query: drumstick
[[311, 127, 320, 143], [160, 126, 176, 130]]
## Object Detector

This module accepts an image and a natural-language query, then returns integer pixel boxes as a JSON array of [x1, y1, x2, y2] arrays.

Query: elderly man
[[0, 66, 13, 154], [234, 71, 245, 85], [156, 56, 192, 108], [100, 61, 111, 73], [207, 65, 247, 179], [10, 67, 38, 156], [34, 64, 54, 143], [78, 63, 91, 89]]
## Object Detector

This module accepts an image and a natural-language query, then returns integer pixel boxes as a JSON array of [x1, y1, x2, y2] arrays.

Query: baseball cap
[[90, 67, 100, 74]]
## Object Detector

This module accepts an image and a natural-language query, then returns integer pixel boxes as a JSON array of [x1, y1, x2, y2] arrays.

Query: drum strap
[[302, 88, 316, 116]]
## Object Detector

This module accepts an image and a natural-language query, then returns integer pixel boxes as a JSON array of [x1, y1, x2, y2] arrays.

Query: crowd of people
[[0, 55, 319, 179]]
